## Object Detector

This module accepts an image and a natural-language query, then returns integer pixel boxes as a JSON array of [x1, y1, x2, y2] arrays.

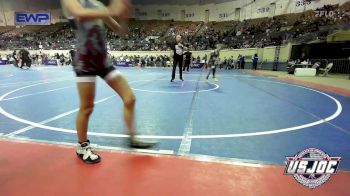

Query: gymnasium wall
[[133, 0, 347, 22]]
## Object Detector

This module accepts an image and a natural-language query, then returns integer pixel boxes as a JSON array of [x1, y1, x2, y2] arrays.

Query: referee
[[170, 35, 185, 82]]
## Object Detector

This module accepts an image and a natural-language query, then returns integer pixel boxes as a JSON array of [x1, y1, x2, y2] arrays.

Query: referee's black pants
[[171, 57, 183, 80]]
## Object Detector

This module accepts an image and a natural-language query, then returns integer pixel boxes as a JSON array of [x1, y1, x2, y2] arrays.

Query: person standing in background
[[170, 35, 184, 82], [240, 55, 245, 69], [252, 54, 259, 70], [183, 46, 192, 72]]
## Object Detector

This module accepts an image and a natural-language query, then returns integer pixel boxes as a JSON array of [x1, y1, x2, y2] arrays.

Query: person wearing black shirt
[[183, 47, 192, 72], [300, 53, 308, 63], [170, 35, 184, 82], [12, 50, 16, 60], [69, 49, 76, 62], [19, 49, 31, 69], [13, 50, 18, 67]]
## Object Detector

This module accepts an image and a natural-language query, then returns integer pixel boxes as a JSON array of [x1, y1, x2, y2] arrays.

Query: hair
[[98, 0, 110, 6]]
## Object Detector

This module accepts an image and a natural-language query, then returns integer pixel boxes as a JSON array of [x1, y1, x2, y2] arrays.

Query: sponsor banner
[[192, 62, 204, 69], [45, 59, 58, 66], [15, 12, 51, 26], [0, 60, 7, 65], [113, 61, 132, 67]]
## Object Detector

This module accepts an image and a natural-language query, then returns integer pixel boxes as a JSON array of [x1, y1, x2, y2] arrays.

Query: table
[[294, 68, 316, 76]]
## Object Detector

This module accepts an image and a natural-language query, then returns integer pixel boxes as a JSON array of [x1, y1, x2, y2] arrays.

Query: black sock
[[79, 140, 90, 144]]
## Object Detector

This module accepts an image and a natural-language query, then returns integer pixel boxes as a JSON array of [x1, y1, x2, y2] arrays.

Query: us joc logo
[[284, 148, 341, 189]]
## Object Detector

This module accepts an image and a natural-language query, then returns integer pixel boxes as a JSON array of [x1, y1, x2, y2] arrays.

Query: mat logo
[[285, 148, 341, 189], [15, 12, 51, 26]]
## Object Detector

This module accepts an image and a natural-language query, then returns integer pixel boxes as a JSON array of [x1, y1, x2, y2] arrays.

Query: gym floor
[[0, 65, 349, 195]]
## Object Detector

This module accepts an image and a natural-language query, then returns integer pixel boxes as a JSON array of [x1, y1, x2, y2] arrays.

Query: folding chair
[[319, 63, 333, 77]]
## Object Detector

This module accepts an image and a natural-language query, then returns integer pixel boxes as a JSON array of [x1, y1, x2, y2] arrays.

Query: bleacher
[[1, 3, 350, 51]]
